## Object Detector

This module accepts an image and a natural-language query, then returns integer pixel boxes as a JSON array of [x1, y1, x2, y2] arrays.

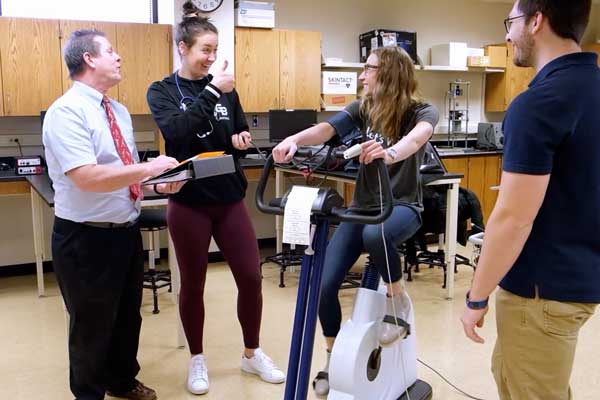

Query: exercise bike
[[256, 149, 432, 400]]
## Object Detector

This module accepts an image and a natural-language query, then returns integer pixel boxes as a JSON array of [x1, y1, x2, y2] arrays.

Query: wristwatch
[[466, 290, 489, 310]]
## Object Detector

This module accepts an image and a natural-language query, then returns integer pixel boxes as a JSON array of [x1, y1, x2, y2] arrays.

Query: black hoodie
[[147, 72, 249, 206]]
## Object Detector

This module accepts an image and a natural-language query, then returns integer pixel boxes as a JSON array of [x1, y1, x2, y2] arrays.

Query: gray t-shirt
[[327, 100, 439, 211]]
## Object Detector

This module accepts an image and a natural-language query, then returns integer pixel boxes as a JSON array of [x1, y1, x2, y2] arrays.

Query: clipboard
[[142, 152, 235, 185]]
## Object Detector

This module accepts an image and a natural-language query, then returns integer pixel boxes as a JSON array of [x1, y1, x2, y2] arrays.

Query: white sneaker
[[379, 290, 411, 346], [187, 354, 209, 395], [241, 348, 286, 384]]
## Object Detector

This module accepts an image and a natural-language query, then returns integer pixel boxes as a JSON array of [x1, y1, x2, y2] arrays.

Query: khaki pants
[[492, 288, 597, 400]]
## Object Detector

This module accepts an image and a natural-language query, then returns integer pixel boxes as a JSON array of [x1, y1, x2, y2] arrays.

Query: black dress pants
[[52, 217, 144, 400]]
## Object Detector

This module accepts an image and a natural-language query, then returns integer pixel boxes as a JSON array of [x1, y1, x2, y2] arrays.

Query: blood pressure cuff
[[327, 110, 361, 143]]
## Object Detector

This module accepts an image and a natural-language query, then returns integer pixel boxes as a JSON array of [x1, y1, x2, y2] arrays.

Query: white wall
[[274, 0, 512, 63], [272, 0, 599, 132], [274, 0, 599, 62]]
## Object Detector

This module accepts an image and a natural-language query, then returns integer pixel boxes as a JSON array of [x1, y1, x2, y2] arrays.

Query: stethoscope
[[175, 71, 214, 139]]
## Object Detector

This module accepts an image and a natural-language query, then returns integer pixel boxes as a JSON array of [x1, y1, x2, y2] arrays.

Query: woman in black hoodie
[[146, 1, 285, 395]]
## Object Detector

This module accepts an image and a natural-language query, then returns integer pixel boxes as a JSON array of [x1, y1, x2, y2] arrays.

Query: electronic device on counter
[[476, 122, 504, 150], [15, 156, 43, 175], [268, 109, 317, 143]]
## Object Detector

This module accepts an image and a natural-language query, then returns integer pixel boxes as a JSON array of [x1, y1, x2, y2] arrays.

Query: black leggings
[[168, 199, 262, 354]]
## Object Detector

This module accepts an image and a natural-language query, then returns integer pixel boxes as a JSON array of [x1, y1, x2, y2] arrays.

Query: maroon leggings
[[167, 199, 262, 354]]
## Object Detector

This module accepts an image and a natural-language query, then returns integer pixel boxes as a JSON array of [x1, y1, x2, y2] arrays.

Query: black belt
[[81, 220, 138, 229]]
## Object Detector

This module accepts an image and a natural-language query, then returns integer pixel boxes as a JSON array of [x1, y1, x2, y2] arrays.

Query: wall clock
[[191, 0, 224, 13]]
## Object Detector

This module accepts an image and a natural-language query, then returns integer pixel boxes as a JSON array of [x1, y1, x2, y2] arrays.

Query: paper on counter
[[282, 186, 319, 246]]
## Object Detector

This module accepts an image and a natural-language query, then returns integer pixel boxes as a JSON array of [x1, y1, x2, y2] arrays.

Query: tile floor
[[1, 247, 599, 400]]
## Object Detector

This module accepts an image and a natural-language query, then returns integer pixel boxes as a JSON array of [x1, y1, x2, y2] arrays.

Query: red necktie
[[102, 95, 142, 201]]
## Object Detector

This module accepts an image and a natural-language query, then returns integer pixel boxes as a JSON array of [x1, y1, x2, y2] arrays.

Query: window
[[1, 0, 154, 23]]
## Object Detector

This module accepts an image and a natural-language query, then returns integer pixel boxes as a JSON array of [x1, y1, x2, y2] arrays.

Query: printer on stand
[[476, 122, 503, 150]]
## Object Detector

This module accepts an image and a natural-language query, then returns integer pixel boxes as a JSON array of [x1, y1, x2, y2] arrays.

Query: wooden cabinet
[[279, 30, 321, 110], [235, 27, 321, 112], [442, 154, 502, 223], [442, 158, 468, 184], [485, 44, 536, 112], [116, 23, 172, 115], [0, 181, 30, 195], [481, 155, 502, 222], [235, 28, 280, 112], [59, 20, 119, 99], [0, 17, 171, 116], [0, 17, 63, 116], [0, 51, 4, 116]]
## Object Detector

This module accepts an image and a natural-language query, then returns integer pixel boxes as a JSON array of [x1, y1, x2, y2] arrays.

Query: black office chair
[[403, 185, 484, 287], [139, 208, 171, 314]]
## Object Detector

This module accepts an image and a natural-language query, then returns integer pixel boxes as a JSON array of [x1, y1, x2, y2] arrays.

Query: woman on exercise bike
[[271, 46, 439, 396]]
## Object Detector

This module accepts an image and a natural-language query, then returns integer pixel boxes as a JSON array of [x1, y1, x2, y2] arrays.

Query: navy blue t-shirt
[[500, 52, 600, 303]]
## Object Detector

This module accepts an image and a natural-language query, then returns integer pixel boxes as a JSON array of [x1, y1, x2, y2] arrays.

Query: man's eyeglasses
[[363, 64, 379, 73], [504, 15, 525, 33]]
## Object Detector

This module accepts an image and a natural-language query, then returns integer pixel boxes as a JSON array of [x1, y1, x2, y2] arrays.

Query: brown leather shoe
[[107, 380, 157, 400]]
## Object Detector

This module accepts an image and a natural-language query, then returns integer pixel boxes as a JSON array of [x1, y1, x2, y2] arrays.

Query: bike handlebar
[[255, 150, 393, 225]]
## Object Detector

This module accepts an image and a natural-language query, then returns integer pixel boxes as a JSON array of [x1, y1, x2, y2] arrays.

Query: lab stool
[[139, 208, 171, 314]]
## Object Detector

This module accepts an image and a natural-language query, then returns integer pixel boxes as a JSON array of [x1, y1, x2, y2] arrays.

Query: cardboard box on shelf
[[234, 1, 275, 28], [467, 47, 484, 57], [431, 42, 468, 67], [484, 45, 507, 68], [467, 55, 490, 67], [322, 71, 358, 95], [322, 94, 356, 108]]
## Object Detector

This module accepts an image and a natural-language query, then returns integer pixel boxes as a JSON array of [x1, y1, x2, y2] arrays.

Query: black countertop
[[6, 156, 465, 208], [14, 160, 270, 208], [435, 148, 503, 158], [0, 171, 27, 182], [27, 174, 54, 206]]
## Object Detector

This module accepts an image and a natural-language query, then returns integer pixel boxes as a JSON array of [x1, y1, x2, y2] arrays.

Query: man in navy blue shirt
[[461, 1, 599, 398]]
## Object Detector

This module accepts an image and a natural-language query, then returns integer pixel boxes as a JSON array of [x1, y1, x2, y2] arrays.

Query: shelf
[[322, 106, 346, 111], [322, 61, 364, 69], [420, 65, 469, 72], [320, 62, 505, 74], [418, 65, 505, 73], [470, 67, 505, 73]]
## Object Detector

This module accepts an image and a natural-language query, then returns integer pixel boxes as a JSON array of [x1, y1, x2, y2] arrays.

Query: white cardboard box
[[322, 71, 358, 95], [431, 42, 468, 67], [235, 1, 275, 28], [467, 47, 484, 57]]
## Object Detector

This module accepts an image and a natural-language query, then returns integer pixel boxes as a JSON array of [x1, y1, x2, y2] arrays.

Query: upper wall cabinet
[[279, 30, 321, 110], [0, 52, 4, 116], [485, 44, 535, 112], [0, 17, 172, 117], [59, 20, 119, 99], [116, 23, 172, 115], [0, 17, 63, 116], [235, 27, 321, 112], [235, 28, 280, 112]]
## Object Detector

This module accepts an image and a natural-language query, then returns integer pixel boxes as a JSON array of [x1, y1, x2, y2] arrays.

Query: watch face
[[192, 0, 224, 13]]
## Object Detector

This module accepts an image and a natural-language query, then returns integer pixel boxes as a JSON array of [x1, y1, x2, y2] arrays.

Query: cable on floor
[[417, 358, 486, 400]]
